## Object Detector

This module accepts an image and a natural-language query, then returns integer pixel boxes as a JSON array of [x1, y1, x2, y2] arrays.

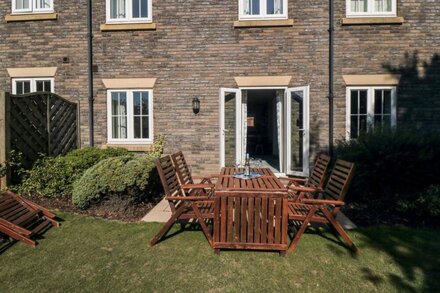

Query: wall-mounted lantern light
[[192, 97, 200, 114]]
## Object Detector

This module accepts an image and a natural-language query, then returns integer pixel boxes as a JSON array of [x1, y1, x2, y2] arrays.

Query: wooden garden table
[[212, 167, 289, 255]]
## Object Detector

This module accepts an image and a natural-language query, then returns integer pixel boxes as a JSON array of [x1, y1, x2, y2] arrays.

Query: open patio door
[[285, 86, 310, 176], [220, 88, 242, 167]]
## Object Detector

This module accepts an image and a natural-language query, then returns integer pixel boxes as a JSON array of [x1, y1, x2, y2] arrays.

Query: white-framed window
[[106, 0, 152, 23], [239, 0, 288, 20], [346, 86, 397, 139], [107, 89, 153, 144], [346, 0, 396, 17], [12, 0, 54, 14], [12, 78, 54, 94]]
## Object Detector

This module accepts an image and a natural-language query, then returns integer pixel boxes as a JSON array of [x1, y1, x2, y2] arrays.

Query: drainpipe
[[87, 0, 94, 146], [328, 0, 334, 156]]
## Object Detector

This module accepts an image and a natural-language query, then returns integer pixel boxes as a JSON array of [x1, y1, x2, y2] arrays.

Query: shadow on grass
[[357, 226, 440, 292]]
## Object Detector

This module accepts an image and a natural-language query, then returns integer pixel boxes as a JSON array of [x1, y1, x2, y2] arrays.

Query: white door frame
[[285, 86, 310, 177], [219, 88, 242, 167]]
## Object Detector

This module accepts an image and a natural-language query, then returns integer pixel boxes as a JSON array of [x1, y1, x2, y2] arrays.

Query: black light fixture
[[192, 97, 200, 114]]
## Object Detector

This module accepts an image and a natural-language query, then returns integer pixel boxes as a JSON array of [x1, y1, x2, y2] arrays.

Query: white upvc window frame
[[346, 86, 397, 140], [346, 0, 397, 18], [106, 0, 152, 24], [12, 0, 54, 14], [12, 77, 55, 94], [107, 89, 154, 145], [239, 0, 288, 20]]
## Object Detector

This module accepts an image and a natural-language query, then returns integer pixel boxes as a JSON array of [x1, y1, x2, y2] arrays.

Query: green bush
[[72, 155, 160, 209], [336, 127, 440, 206], [396, 185, 440, 218], [17, 147, 131, 197]]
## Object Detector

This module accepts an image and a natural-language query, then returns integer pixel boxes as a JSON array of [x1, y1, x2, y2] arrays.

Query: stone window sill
[[234, 19, 294, 28], [341, 17, 404, 25], [100, 23, 157, 31], [104, 144, 153, 152], [5, 13, 57, 22]]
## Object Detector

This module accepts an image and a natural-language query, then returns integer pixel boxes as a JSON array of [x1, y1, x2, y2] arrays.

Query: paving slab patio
[[142, 198, 357, 229]]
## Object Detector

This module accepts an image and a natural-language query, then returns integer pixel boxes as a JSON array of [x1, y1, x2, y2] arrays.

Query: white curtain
[[276, 90, 282, 171], [375, 0, 391, 12], [274, 0, 283, 14], [242, 91, 247, 164], [350, 0, 367, 12], [243, 0, 250, 15]]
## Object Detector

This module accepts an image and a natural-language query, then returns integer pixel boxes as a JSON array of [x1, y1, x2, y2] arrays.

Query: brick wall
[[1, 0, 439, 175]]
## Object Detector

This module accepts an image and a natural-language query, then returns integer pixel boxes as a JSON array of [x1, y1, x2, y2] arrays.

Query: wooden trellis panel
[[2, 92, 79, 170]]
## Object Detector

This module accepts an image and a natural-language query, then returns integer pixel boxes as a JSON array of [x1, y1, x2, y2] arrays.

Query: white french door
[[220, 88, 242, 167], [285, 86, 310, 176]]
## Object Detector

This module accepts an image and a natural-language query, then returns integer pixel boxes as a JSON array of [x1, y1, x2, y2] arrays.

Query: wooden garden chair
[[287, 159, 359, 254], [280, 154, 331, 201], [171, 151, 218, 186], [0, 190, 60, 247], [149, 155, 214, 247]]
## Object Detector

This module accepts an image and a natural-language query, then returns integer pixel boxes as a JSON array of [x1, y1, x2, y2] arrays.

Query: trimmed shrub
[[17, 147, 131, 197], [336, 127, 440, 212], [397, 185, 440, 218], [72, 155, 160, 209]]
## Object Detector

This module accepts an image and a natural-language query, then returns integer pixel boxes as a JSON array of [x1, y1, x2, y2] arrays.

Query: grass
[[1, 212, 439, 292]]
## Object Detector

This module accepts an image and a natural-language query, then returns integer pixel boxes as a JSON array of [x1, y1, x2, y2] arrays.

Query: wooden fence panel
[[0, 92, 79, 185]]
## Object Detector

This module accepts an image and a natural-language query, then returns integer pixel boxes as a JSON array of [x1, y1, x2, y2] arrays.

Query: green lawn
[[1, 212, 439, 292]]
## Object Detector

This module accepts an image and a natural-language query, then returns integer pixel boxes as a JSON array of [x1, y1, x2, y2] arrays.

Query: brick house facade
[[1, 0, 439, 175]]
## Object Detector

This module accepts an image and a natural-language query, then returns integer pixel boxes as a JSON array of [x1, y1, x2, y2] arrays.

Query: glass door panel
[[220, 88, 241, 167], [286, 86, 309, 176]]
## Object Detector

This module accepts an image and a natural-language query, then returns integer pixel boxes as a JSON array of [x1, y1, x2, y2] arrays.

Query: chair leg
[[321, 208, 359, 255], [192, 203, 213, 246], [149, 204, 190, 246], [287, 206, 316, 253]]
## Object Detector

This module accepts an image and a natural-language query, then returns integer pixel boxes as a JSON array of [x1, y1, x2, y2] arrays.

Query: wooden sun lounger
[[0, 190, 60, 247]]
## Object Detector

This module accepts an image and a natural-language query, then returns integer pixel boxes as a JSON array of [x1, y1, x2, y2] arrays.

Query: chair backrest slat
[[171, 151, 194, 185], [323, 159, 355, 202], [155, 155, 181, 197], [306, 154, 331, 188]]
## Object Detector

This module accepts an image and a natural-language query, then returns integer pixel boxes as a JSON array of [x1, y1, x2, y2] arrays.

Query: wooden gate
[[0, 92, 79, 184]]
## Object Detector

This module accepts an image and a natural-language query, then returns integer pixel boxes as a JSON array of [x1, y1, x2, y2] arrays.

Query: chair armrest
[[181, 183, 214, 189], [278, 177, 307, 183], [166, 196, 210, 201], [288, 186, 323, 193], [301, 199, 345, 206]]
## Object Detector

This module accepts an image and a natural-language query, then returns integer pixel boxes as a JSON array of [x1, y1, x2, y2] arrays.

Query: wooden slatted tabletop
[[215, 167, 286, 192]]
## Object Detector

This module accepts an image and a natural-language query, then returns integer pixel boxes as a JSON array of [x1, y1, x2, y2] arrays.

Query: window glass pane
[[350, 90, 359, 115], [350, 116, 358, 139], [133, 0, 149, 18], [244, 0, 260, 15], [133, 92, 141, 115], [110, 0, 126, 19], [36, 80, 51, 92], [374, 114, 382, 126], [350, 0, 367, 12], [16, 0, 31, 10], [375, 0, 392, 12], [36, 0, 51, 9], [142, 116, 149, 138], [141, 92, 149, 115], [383, 115, 391, 127], [134, 116, 141, 138], [359, 90, 367, 114], [383, 90, 392, 114], [374, 90, 382, 114], [267, 0, 283, 14], [112, 116, 127, 139], [359, 115, 367, 133], [16, 81, 31, 94]]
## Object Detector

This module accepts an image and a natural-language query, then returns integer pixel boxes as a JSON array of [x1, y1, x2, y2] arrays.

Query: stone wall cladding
[[1, 0, 439, 175]]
